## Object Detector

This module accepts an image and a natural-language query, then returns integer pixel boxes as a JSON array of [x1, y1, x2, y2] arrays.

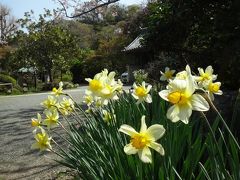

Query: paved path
[[0, 87, 87, 180]]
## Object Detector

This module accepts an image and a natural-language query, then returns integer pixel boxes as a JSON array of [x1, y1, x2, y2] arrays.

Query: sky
[[1, 0, 146, 19]]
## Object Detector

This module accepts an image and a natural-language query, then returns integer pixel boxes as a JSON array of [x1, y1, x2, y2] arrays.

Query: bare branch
[[56, 0, 120, 18]]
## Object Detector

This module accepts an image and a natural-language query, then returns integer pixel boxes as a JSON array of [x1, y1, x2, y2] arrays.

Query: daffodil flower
[[132, 81, 152, 104], [52, 82, 63, 97], [83, 94, 94, 106], [119, 115, 165, 163], [59, 97, 75, 116], [160, 67, 175, 81], [196, 66, 217, 86], [43, 109, 59, 129], [85, 69, 123, 106], [31, 129, 52, 151], [31, 113, 42, 133], [207, 81, 223, 101], [41, 95, 58, 110], [159, 65, 209, 124]]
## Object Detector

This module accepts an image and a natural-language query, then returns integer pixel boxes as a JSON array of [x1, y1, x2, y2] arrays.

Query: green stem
[[208, 98, 240, 151]]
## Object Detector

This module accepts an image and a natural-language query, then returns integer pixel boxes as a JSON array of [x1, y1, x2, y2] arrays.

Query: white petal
[[138, 147, 152, 163], [169, 79, 187, 91], [119, 125, 138, 136], [142, 81, 146, 87], [140, 116, 147, 133], [165, 67, 170, 71], [148, 142, 165, 155], [205, 66, 213, 75], [191, 94, 209, 111], [159, 90, 170, 102], [124, 143, 138, 155], [85, 78, 92, 82], [146, 85, 152, 92], [132, 93, 139, 100], [145, 94, 152, 103], [146, 124, 165, 141], [160, 75, 167, 81], [216, 90, 223, 95], [167, 105, 180, 122], [178, 104, 192, 124]]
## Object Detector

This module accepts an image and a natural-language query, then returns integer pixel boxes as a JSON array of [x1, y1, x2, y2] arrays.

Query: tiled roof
[[123, 35, 144, 51]]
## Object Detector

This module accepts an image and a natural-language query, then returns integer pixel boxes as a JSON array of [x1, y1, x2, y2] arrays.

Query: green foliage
[[10, 11, 81, 83], [62, 73, 73, 82], [0, 74, 17, 85], [143, 1, 240, 89], [11, 88, 22, 95], [133, 69, 148, 84], [55, 91, 240, 179]]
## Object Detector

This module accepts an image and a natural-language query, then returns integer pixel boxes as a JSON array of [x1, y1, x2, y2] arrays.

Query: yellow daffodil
[[159, 65, 209, 124], [59, 97, 75, 116], [52, 82, 63, 97], [43, 109, 59, 129], [196, 66, 217, 86], [132, 81, 152, 104], [31, 113, 42, 133], [160, 67, 175, 81], [207, 81, 223, 101], [31, 130, 52, 151], [119, 115, 165, 163], [41, 95, 58, 110]]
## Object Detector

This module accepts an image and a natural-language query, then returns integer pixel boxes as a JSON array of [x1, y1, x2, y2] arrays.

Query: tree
[[11, 11, 80, 83], [54, 0, 120, 19], [0, 3, 17, 43], [142, 0, 240, 89]]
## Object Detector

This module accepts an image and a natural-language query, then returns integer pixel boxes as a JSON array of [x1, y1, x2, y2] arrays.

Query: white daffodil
[[196, 66, 217, 87], [43, 109, 59, 129], [83, 93, 94, 106], [175, 70, 188, 80], [160, 67, 175, 81], [31, 113, 42, 133], [31, 129, 52, 151], [159, 65, 210, 124], [132, 81, 152, 104], [206, 81, 223, 101], [59, 97, 75, 116], [41, 95, 58, 110], [119, 115, 165, 163], [85, 69, 123, 106], [51, 81, 63, 97]]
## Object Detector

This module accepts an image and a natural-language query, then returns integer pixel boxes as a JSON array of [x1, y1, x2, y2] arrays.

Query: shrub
[[11, 88, 22, 95], [133, 69, 148, 84], [0, 74, 17, 86], [62, 73, 73, 82]]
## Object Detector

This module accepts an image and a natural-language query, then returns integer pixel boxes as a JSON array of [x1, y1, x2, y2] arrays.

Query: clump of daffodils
[[159, 65, 223, 124], [84, 69, 123, 111], [195, 66, 222, 101], [31, 81, 75, 151]]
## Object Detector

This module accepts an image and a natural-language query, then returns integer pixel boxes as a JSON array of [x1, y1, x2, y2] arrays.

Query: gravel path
[[0, 88, 86, 180]]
